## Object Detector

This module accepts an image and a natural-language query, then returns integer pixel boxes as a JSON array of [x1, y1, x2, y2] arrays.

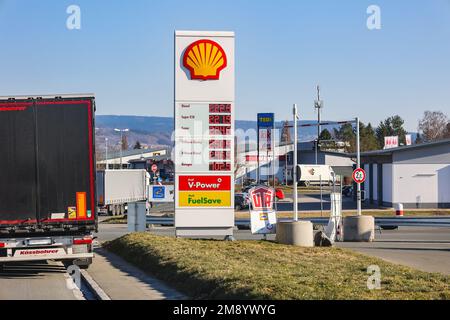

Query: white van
[[297, 165, 335, 187]]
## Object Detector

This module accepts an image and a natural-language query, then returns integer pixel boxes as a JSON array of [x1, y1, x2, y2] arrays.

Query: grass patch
[[104, 233, 450, 300], [101, 215, 127, 224]]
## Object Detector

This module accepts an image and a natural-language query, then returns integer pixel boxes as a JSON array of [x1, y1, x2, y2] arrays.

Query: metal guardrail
[[375, 217, 450, 228], [146, 216, 450, 228], [146, 217, 175, 226]]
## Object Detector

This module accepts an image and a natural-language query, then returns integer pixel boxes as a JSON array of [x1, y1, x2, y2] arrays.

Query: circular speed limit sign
[[352, 168, 366, 184]]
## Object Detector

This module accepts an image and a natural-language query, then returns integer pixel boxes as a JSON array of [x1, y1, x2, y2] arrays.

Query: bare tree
[[280, 121, 292, 144], [121, 134, 129, 151], [418, 111, 449, 142]]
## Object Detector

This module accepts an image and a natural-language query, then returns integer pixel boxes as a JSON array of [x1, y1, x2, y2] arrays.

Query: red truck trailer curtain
[[0, 98, 96, 229]]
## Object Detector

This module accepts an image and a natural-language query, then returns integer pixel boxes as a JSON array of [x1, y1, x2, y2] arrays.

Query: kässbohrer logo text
[[19, 249, 59, 255]]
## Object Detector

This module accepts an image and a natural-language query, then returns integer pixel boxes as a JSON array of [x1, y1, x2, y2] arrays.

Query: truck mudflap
[[0, 235, 94, 263]]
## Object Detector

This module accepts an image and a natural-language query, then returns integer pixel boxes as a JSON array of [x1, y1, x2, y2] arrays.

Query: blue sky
[[0, 0, 449, 131]]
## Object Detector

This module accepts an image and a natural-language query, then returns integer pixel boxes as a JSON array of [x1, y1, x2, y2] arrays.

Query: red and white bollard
[[395, 203, 404, 217]]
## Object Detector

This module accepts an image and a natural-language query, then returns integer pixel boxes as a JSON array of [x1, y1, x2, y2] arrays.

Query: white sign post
[[325, 192, 342, 243], [174, 31, 235, 238], [249, 186, 277, 235]]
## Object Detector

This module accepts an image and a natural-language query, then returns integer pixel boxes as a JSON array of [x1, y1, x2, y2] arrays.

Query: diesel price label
[[171, 304, 276, 318]]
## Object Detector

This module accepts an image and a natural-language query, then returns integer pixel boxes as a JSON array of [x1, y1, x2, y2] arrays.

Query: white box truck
[[297, 165, 335, 187], [97, 169, 150, 215]]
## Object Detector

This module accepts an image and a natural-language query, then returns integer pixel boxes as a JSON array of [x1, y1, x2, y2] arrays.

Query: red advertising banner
[[178, 176, 231, 191], [249, 186, 275, 210], [384, 136, 399, 149], [246, 155, 269, 163]]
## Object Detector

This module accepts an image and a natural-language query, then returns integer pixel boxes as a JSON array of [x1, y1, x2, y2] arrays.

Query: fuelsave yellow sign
[[179, 191, 231, 207]]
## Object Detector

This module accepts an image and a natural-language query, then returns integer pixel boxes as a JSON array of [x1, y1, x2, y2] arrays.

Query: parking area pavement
[[336, 227, 450, 275]]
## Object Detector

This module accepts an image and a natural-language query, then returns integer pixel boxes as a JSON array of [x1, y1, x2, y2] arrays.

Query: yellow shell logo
[[183, 39, 227, 80]]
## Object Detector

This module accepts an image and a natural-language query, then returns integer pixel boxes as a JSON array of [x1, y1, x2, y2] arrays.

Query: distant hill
[[95, 115, 419, 156], [96, 115, 173, 134], [94, 115, 335, 151]]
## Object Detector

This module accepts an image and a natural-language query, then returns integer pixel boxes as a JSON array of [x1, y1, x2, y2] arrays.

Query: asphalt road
[[0, 261, 85, 300], [149, 193, 358, 213], [275, 193, 357, 211], [337, 227, 450, 275], [95, 222, 130, 243]]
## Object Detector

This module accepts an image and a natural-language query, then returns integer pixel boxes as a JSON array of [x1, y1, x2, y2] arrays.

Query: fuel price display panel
[[175, 103, 233, 173]]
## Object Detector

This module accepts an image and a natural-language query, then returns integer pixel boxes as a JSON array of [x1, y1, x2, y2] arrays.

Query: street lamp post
[[114, 128, 129, 169], [105, 138, 109, 170], [314, 85, 323, 165], [293, 104, 299, 222]]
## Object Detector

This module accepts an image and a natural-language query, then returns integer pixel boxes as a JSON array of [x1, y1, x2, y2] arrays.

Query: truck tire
[[76, 258, 92, 270], [381, 226, 399, 230]]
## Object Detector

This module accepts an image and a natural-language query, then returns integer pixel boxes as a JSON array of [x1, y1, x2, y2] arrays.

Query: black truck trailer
[[0, 95, 97, 269]]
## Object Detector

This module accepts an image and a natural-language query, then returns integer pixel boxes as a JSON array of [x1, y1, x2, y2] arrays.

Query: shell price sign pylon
[[174, 31, 235, 238]]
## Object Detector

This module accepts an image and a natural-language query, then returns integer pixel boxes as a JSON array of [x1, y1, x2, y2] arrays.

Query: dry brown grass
[[101, 215, 127, 224], [105, 233, 450, 300]]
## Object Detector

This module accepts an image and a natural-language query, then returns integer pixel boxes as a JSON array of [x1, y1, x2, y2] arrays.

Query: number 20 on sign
[[353, 168, 366, 184]]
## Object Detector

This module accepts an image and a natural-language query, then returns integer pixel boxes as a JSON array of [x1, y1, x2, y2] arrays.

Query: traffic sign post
[[355, 117, 362, 216], [352, 168, 366, 184], [342, 119, 375, 243], [151, 164, 158, 185]]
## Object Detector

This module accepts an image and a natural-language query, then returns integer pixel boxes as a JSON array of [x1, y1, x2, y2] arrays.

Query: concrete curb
[[80, 269, 112, 300]]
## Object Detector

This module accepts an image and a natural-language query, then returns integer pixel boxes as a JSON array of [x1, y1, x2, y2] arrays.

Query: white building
[[361, 139, 450, 209], [97, 147, 169, 169]]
